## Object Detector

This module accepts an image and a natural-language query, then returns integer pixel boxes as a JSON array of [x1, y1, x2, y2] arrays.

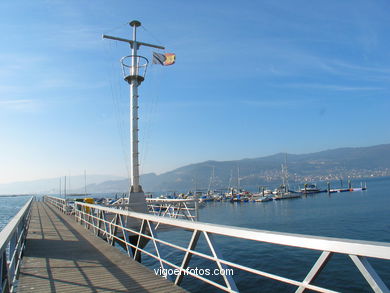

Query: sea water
[[0, 196, 30, 231], [143, 176, 390, 292], [1, 177, 389, 292]]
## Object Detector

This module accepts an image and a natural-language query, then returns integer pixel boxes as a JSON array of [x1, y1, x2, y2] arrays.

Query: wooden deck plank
[[18, 202, 186, 293]]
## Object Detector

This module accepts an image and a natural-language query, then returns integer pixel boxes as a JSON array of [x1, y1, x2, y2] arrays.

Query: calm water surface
[[0, 196, 30, 231], [144, 176, 390, 292]]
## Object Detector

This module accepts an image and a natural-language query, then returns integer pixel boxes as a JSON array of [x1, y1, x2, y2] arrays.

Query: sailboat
[[273, 154, 301, 200], [252, 186, 273, 202], [205, 166, 222, 201]]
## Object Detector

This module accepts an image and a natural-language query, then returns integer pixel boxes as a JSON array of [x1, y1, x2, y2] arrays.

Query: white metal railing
[[0, 197, 33, 293], [44, 196, 390, 293], [146, 198, 198, 221], [45, 196, 68, 213], [46, 195, 199, 221]]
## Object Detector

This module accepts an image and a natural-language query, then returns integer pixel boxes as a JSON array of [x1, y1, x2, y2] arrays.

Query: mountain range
[[1, 144, 389, 195], [69, 143, 390, 193]]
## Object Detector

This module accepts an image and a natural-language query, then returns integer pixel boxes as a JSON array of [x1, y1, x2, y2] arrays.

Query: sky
[[0, 0, 389, 184]]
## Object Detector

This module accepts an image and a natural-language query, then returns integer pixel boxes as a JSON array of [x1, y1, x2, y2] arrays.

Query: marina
[[157, 179, 369, 203]]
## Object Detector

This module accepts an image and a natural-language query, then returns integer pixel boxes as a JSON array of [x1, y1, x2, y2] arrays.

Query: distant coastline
[[1, 143, 389, 195]]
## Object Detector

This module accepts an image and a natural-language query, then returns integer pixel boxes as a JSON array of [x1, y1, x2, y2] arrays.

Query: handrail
[[44, 195, 390, 292], [145, 198, 198, 221], [57, 195, 198, 221], [0, 197, 34, 293], [58, 199, 390, 259], [146, 198, 198, 203]]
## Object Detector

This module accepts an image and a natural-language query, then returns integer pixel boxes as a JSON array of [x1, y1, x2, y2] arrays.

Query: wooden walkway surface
[[18, 202, 186, 292]]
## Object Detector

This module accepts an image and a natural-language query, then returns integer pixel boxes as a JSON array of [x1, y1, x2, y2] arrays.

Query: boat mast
[[194, 175, 198, 195], [237, 166, 240, 191], [284, 153, 289, 192], [84, 169, 87, 196], [281, 164, 285, 190], [228, 169, 233, 191], [103, 21, 165, 211], [212, 166, 215, 192], [208, 166, 215, 194]]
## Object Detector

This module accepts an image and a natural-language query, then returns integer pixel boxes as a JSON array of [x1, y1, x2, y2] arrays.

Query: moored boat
[[300, 183, 321, 194], [273, 192, 301, 200], [254, 195, 273, 202]]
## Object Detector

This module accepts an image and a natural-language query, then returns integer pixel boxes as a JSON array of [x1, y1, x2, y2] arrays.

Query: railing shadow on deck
[[23, 202, 176, 293]]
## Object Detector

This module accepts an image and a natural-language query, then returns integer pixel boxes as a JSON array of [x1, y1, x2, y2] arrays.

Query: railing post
[[101, 211, 110, 239], [296, 251, 333, 293], [8, 231, 17, 286], [118, 215, 132, 258], [110, 215, 120, 246], [133, 219, 147, 262], [1, 251, 10, 293], [349, 255, 389, 293], [146, 220, 172, 281], [175, 230, 201, 285], [203, 231, 238, 292]]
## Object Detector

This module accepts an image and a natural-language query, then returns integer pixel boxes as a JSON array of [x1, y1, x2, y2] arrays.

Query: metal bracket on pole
[[102, 34, 165, 50]]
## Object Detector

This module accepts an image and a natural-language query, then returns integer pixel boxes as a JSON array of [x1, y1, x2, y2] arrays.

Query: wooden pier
[[18, 202, 185, 292]]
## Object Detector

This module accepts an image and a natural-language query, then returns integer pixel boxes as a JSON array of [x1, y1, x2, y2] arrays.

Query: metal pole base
[[128, 191, 148, 214]]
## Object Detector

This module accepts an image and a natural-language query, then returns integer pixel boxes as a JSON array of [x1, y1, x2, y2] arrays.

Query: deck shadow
[[18, 202, 185, 293]]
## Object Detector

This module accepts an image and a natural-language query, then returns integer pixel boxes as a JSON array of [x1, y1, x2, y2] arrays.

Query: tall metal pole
[[102, 21, 165, 213], [130, 21, 141, 193]]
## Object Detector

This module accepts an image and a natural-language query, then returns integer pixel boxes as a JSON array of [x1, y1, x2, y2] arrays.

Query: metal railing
[[0, 197, 33, 293], [45, 196, 68, 213], [46, 196, 199, 221], [146, 198, 198, 221], [44, 196, 390, 293]]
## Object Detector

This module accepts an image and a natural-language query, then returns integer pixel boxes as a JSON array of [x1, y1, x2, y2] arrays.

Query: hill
[[85, 144, 390, 193], [1, 144, 388, 194]]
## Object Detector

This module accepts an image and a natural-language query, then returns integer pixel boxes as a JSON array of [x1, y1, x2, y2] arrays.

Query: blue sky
[[0, 0, 389, 183]]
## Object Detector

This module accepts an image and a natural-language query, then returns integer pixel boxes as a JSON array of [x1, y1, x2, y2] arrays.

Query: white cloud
[[284, 83, 384, 91], [240, 98, 315, 108], [0, 99, 38, 111], [0, 99, 33, 105]]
